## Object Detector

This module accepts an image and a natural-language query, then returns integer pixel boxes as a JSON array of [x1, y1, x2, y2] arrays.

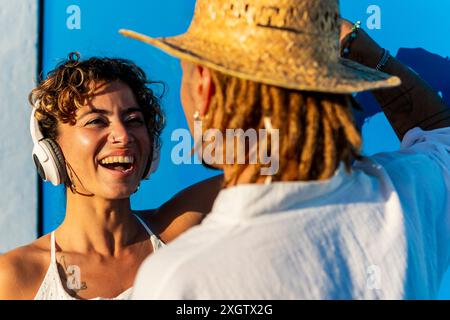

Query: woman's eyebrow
[[124, 107, 144, 115], [78, 107, 143, 120], [78, 108, 111, 121]]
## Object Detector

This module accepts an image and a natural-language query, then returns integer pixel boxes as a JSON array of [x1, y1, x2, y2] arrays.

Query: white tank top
[[34, 214, 165, 300]]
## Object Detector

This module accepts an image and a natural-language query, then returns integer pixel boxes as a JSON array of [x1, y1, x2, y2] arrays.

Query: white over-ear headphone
[[30, 105, 68, 186], [144, 141, 160, 180], [30, 101, 160, 185]]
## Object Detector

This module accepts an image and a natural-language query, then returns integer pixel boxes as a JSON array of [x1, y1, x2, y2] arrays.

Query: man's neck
[[222, 164, 273, 187]]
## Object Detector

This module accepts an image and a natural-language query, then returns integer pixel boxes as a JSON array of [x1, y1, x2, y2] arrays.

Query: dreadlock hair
[[203, 69, 363, 187]]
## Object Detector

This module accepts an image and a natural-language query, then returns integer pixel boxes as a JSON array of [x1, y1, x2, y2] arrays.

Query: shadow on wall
[[354, 48, 450, 130]]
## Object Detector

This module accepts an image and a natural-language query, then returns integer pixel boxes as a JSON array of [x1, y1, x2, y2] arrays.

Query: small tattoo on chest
[[58, 255, 88, 296]]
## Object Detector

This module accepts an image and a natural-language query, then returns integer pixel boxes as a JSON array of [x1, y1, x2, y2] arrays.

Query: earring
[[263, 115, 274, 185], [193, 110, 201, 121], [263, 116, 273, 132]]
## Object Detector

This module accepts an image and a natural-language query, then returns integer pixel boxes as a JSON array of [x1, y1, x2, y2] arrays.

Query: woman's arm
[[340, 19, 450, 140], [142, 174, 223, 243], [0, 255, 23, 299], [0, 247, 43, 300]]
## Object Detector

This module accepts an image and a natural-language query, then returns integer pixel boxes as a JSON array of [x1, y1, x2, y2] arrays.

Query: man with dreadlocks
[[123, 0, 449, 299]]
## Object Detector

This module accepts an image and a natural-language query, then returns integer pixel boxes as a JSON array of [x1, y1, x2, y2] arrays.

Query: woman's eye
[[86, 118, 107, 126], [126, 117, 145, 125]]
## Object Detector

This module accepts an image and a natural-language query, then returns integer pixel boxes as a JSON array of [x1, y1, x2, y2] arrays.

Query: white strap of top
[[50, 231, 56, 264], [133, 213, 158, 238]]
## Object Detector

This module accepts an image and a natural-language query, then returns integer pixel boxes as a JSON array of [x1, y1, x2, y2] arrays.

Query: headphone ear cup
[[32, 152, 47, 182], [42, 139, 68, 185], [149, 143, 160, 175], [142, 141, 160, 180]]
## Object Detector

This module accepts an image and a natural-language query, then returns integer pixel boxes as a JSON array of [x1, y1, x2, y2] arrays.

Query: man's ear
[[195, 65, 215, 117]]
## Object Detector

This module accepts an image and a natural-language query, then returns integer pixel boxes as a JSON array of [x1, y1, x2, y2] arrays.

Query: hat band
[[199, 1, 340, 37]]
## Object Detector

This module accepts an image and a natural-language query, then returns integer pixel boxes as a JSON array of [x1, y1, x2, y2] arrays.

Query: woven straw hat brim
[[120, 29, 401, 94]]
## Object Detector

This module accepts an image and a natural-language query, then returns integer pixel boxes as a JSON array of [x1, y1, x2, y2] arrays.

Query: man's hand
[[338, 18, 384, 66], [338, 17, 450, 138]]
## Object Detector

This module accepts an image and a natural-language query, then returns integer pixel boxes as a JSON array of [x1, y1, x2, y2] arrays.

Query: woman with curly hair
[[0, 53, 220, 300]]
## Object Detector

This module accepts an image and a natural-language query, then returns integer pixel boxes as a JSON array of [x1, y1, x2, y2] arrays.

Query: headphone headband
[[30, 107, 45, 143]]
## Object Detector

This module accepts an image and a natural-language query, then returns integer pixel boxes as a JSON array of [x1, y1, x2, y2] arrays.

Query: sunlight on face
[[57, 80, 151, 199]]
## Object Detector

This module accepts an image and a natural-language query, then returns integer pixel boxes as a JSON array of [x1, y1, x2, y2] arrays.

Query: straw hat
[[120, 0, 400, 93]]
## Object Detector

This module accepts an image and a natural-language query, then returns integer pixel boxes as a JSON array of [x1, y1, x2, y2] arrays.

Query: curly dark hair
[[29, 52, 165, 150]]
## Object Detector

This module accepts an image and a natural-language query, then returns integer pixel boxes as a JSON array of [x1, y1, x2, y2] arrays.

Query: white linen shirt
[[132, 127, 450, 299]]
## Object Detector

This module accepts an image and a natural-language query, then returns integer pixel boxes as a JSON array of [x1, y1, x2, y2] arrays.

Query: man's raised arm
[[341, 20, 450, 140]]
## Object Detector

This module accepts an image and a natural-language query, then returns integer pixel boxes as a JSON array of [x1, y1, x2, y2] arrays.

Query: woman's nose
[[109, 121, 135, 145]]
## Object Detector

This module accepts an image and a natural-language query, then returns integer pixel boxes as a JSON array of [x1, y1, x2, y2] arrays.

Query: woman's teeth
[[100, 156, 134, 165], [99, 156, 135, 173]]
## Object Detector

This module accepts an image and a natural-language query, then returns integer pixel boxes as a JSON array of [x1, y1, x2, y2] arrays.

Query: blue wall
[[41, 0, 450, 298]]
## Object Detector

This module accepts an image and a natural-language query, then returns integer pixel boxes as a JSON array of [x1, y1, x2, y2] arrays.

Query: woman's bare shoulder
[[0, 235, 51, 300]]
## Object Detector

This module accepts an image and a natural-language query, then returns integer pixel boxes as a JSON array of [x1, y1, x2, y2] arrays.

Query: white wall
[[0, 0, 38, 252]]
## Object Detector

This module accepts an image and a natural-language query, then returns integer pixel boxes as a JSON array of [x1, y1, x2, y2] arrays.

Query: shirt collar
[[207, 163, 353, 223]]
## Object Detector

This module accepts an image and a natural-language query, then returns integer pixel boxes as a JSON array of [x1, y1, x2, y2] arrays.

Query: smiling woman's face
[[57, 80, 151, 199]]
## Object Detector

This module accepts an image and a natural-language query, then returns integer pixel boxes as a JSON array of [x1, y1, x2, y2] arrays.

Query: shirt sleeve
[[391, 127, 450, 281], [400, 127, 450, 155]]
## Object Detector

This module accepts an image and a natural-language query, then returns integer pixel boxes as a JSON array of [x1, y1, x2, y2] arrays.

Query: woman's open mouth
[[99, 155, 136, 177]]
